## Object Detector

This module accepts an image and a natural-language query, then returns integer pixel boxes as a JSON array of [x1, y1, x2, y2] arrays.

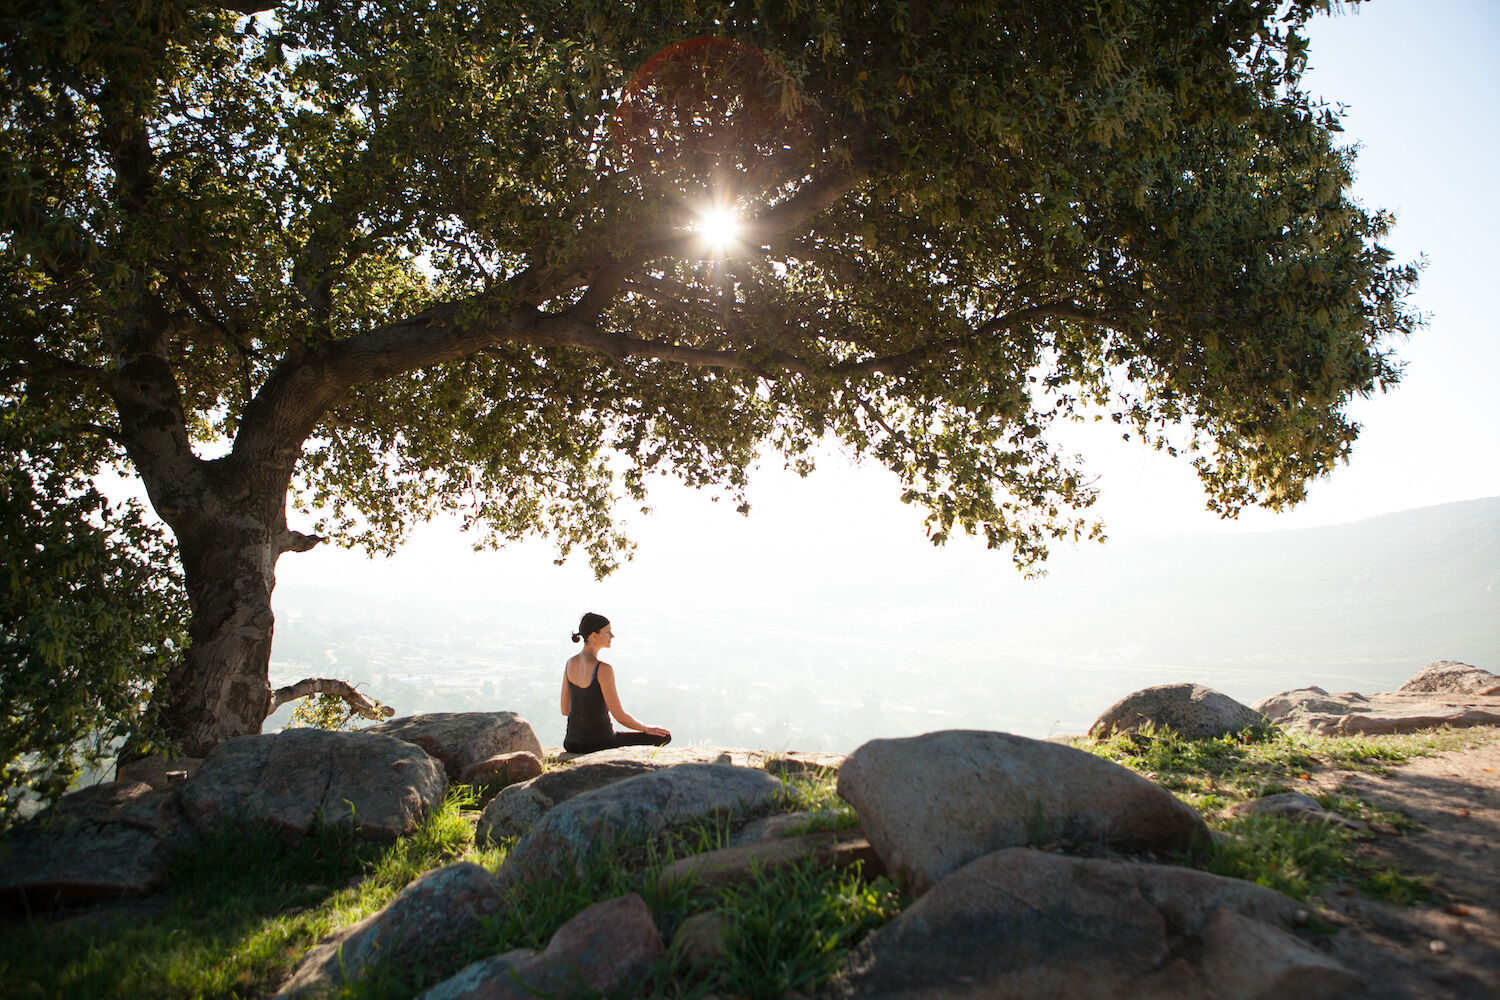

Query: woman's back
[[564, 657, 612, 745]]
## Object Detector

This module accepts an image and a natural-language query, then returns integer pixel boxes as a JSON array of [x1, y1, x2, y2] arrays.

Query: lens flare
[[695, 206, 741, 252]]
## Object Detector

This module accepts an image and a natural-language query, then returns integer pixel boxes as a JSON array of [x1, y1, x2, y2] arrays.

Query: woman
[[560, 612, 672, 754]]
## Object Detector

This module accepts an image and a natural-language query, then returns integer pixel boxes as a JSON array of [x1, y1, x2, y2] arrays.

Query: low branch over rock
[[269, 678, 394, 720]]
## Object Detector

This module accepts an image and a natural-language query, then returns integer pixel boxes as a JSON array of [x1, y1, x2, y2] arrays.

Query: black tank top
[[565, 661, 613, 745]]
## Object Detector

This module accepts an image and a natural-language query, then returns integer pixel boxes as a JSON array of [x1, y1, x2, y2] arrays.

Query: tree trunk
[[109, 343, 329, 758], [130, 437, 317, 758], [153, 501, 283, 757]]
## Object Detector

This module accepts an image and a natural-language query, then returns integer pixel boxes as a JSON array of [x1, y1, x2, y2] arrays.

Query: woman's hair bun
[[574, 612, 610, 643]]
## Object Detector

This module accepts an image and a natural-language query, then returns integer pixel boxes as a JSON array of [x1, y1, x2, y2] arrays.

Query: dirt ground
[[1305, 732, 1500, 999]]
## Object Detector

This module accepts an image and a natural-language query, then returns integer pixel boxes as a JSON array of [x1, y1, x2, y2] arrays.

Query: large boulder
[[1089, 683, 1269, 740], [1397, 660, 1500, 696], [1253, 687, 1500, 736], [498, 763, 789, 885], [0, 780, 192, 911], [115, 753, 204, 790], [276, 862, 504, 998], [366, 712, 543, 781], [828, 848, 1360, 999], [415, 893, 662, 1000], [837, 730, 1208, 895], [179, 729, 447, 841], [476, 757, 666, 843], [458, 750, 542, 789]]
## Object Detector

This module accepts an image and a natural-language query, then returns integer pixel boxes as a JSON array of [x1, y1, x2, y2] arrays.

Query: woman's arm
[[596, 663, 669, 737], [559, 667, 571, 717]]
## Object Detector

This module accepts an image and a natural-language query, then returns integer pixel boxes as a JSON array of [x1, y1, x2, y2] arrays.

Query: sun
[[694, 206, 741, 254]]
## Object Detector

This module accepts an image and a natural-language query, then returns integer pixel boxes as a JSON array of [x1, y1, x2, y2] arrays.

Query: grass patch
[[337, 775, 897, 1000], [1358, 867, 1440, 906], [0, 788, 487, 1000], [690, 858, 901, 999], [1081, 723, 1493, 901], [1080, 723, 1486, 811], [1197, 813, 1359, 900], [0, 765, 899, 1000]]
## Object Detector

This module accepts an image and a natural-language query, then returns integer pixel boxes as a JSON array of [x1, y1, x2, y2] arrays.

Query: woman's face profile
[[591, 625, 614, 647]]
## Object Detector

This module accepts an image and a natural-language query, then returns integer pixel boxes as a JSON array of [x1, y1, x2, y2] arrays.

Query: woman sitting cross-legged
[[560, 612, 672, 755]]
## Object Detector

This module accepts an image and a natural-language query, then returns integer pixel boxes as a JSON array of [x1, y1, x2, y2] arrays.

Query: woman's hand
[[641, 725, 670, 739]]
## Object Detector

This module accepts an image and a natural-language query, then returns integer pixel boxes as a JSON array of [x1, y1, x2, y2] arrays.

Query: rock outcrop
[[828, 848, 1360, 999], [1089, 682, 1269, 740], [276, 862, 505, 998], [115, 753, 204, 790], [1253, 686, 1500, 736], [1397, 660, 1500, 696], [837, 730, 1209, 894], [1254, 662, 1500, 735], [366, 712, 542, 781], [497, 763, 789, 885], [0, 780, 193, 911], [415, 893, 662, 1000], [180, 728, 447, 841]]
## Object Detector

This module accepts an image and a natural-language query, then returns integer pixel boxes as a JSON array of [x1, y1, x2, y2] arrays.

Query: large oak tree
[[2, 0, 1417, 757]]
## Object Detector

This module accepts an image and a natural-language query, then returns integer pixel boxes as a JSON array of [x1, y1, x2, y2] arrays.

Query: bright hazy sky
[[285, 1, 1498, 601]]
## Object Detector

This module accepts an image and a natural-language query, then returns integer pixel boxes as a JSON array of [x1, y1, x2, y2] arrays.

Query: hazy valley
[[267, 496, 1499, 752]]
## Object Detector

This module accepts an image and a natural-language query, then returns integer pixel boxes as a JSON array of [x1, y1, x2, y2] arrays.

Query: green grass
[[3, 731, 1487, 998], [0, 768, 896, 1000], [1081, 723, 1494, 900]]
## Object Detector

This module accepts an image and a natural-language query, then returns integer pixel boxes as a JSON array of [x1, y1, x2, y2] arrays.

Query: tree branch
[[268, 678, 394, 719], [14, 341, 133, 399], [279, 528, 324, 554]]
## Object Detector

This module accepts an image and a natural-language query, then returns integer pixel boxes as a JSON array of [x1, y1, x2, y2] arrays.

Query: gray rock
[[476, 758, 666, 843], [1090, 683, 1269, 740], [458, 750, 542, 789], [729, 809, 847, 846], [416, 893, 661, 1000], [366, 712, 543, 780], [276, 861, 504, 998], [828, 848, 1360, 999], [115, 754, 204, 790], [498, 764, 789, 885], [1253, 688, 1500, 736], [837, 730, 1208, 895], [180, 729, 447, 841], [1398, 660, 1500, 696], [0, 781, 192, 911], [1251, 686, 1364, 720]]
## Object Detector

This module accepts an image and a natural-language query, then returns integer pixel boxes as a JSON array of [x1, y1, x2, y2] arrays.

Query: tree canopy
[[1, 0, 1418, 756], [1, 397, 188, 825]]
